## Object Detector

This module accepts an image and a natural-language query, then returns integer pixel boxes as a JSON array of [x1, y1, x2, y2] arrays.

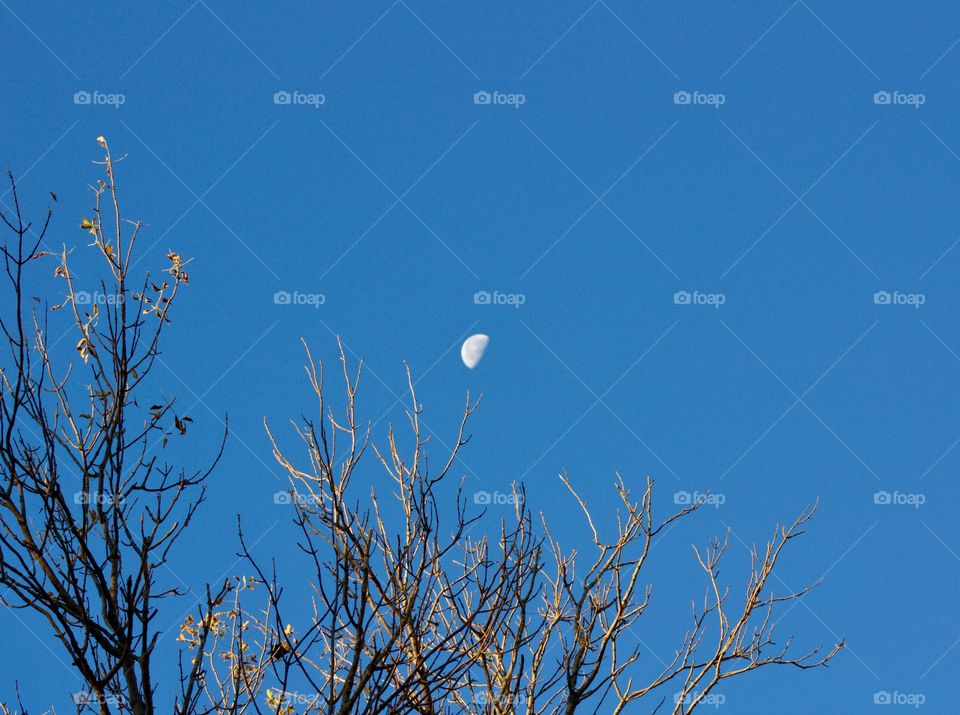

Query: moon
[[461, 334, 489, 369]]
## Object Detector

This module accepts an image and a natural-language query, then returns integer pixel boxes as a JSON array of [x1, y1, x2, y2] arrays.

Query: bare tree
[[0, 138, 223, 714], [188, 343, 843, 714], [0, 144, 843, 715]]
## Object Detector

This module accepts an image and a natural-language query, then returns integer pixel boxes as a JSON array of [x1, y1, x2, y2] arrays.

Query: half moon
[[461, 334, 489, 369]]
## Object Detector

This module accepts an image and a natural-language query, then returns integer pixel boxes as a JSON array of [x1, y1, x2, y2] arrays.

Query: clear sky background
[[1, 1, 958, 712]]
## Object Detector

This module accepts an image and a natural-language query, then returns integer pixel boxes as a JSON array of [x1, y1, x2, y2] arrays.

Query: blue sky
[[1, 1, 959, 711]]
